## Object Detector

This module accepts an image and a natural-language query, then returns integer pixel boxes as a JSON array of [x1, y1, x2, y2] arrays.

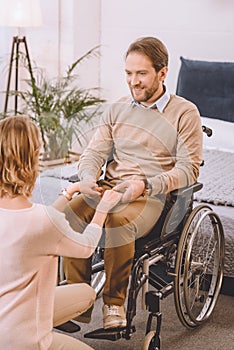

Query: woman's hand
[[96, 189, 123, 213]]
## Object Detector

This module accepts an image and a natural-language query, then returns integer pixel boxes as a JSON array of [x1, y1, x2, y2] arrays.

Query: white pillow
[[201, 116, 234, 153]]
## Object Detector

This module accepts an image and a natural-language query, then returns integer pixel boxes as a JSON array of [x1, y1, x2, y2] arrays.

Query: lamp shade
[[0, 0, 42, 27]]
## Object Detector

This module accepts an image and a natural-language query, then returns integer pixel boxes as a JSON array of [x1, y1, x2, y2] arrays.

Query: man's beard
[[130, 83, 160, 104]]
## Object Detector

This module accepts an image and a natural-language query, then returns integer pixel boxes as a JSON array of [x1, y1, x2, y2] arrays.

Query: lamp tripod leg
[[4, 37, 17, 115], [23, 37, 34, 84], [4, 36, 34, 116]]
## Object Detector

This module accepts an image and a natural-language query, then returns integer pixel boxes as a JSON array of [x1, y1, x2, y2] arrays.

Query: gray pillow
[[176, 57, 234, 123]]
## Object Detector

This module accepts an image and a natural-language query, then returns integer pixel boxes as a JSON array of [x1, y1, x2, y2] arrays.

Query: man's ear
[[159, 66, 168, 81]]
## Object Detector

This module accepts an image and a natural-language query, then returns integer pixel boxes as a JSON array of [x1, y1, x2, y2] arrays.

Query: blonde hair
[[0, 116, 42, 198]]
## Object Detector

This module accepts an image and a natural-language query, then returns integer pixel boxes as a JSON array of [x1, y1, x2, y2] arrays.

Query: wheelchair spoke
[[174, 205, 224, 328]]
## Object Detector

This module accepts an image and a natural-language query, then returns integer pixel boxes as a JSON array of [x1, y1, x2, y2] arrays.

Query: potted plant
[[4, 46, 105, 165]]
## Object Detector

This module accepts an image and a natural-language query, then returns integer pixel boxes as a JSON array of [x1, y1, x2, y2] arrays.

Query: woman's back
[[0, 204, 59, 349]]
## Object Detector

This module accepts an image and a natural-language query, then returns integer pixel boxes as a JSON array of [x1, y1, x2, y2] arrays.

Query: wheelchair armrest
[[202, 125, 212, 137], [170, 182, 203, 198]]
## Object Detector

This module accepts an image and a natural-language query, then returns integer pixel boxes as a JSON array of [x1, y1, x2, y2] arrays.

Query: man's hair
[[125, 36, 168, 72], [0, 115, 42, 198]]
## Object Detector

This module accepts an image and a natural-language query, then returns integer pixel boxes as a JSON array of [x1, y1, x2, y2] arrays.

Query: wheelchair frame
[[59, 124, 224, 349], [80, 182, 225, 350]]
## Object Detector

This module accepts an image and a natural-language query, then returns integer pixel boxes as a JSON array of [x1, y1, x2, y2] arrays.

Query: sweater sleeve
[[77, 107, 114, 181], [43, 206, 102, 258], [149, 106, 203, 195]]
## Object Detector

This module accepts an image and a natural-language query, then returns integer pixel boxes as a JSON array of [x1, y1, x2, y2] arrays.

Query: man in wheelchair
[[63, 36, 203, 330]]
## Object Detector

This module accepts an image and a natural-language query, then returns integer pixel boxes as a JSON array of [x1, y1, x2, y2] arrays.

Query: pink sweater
[[0, 203, 102, 349]]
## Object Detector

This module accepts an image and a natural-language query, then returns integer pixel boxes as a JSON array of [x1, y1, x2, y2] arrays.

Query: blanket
[[195, 149, 234, 206]]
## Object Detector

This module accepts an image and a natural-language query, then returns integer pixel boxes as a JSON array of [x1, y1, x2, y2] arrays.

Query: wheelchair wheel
[[58, 249, 106, 296], [142, 331, 160, 350], [174, 205, 224, 328], [91, 247, 105, 296]]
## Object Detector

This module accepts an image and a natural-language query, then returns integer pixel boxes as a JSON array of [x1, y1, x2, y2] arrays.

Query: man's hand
[[113, 179, 145, 203], [79, 180, 103, 199]]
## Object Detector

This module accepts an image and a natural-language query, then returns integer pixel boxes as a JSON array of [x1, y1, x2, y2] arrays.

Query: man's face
[[125, 52, 167, 106]]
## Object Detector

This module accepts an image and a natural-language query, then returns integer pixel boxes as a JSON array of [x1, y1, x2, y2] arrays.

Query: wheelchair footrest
[[84, 326, 136, 341]]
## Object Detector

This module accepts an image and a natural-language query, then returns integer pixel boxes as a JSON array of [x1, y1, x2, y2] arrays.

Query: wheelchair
[[59, 127, 225, 350]]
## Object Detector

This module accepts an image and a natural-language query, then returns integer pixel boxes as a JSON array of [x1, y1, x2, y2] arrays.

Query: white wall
[[0, 0, 100, 111], [73, 0, 101, 90], [0, 0, 61, 112], [0, 0, 234, 110], [99, 0, 234, 101]]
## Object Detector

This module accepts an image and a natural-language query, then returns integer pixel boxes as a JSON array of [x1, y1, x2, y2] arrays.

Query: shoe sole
[[103, 320, 127, 329]]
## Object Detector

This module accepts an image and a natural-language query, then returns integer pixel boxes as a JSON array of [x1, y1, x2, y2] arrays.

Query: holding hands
[[61, 178, 146, 215], [61, 181, 122, 214], [57, 179, 146, 228], [66, 179, 145, 205], [56, 181, 123, 227]]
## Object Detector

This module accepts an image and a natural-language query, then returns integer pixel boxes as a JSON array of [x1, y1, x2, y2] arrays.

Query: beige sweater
[[78, 94, 203, 194], [0, 204, 102, 350]]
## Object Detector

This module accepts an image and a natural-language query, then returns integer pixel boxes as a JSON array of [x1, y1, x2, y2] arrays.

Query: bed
[[176, 57, 234, 295]]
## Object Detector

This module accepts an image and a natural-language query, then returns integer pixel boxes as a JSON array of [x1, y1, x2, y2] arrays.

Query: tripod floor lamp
[[0, 0, 42, 115]]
